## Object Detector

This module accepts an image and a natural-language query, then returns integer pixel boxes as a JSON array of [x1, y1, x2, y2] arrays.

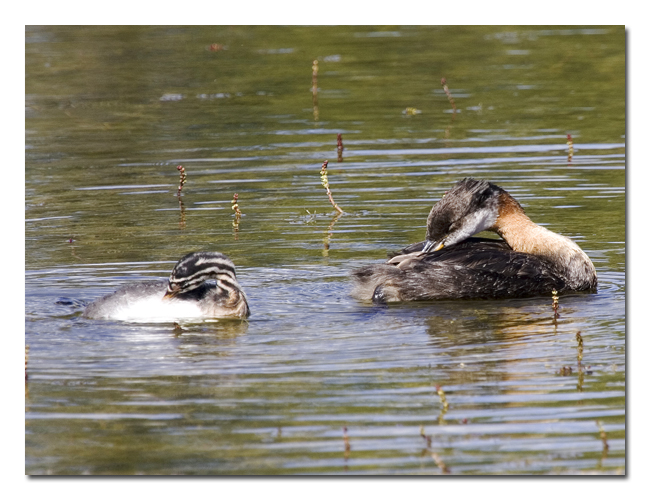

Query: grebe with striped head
[[83, 251, 250, 321], [352, 178, 597, 303]]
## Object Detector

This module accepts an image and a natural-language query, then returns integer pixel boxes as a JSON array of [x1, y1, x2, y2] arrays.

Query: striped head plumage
[[163, 251, 250, 318]]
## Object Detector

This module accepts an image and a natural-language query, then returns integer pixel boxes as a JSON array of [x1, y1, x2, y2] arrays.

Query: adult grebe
[[351, 178, 597, 303], [83, 251, 250, 320]]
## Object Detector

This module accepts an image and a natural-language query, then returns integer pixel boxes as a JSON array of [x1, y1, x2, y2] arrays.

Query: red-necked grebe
[[83, 251, 250, 321], [351, 178, 597, 303]]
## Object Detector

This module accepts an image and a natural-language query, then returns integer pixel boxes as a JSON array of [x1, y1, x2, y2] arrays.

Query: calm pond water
[[25, 26, 625, 475]]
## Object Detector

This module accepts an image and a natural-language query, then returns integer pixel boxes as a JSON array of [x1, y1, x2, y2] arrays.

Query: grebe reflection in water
[[83, 252, 250, 321], [352, 178, 597, 303]]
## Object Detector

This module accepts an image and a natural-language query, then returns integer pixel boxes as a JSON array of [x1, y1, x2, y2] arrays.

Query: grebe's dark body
[[83, 251, 250, 320], [352, 179, 597, 303]]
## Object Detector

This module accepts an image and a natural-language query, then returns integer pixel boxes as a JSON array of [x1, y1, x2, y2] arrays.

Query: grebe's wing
[[387, 238, 510, 268], [352, 239, 568, 302], [404, 243, 566, 301]]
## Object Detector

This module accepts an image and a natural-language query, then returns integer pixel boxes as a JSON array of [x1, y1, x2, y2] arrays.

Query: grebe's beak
[[422, 240, 445, 253], [162, 288, 177, 300]]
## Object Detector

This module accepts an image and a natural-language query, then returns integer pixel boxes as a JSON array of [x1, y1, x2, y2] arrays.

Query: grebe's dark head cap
[[423, 178, 506, 252]]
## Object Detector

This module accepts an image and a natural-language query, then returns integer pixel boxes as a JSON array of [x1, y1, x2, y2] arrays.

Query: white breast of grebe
[[106, 293, 207, 323]]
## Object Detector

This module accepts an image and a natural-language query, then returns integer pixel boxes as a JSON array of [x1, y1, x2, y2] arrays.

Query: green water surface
[[25, 25, 625, 475]]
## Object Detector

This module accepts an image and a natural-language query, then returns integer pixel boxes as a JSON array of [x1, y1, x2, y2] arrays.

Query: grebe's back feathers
[[353, 238, 568, 303]]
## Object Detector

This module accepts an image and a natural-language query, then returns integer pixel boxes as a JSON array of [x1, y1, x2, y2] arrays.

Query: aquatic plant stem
[[176, 165, 187, 196], [319, 160, 343, 214], [232, 193, 242, 237], [441, 77, 456, 113], [337, 133, 344, 162]]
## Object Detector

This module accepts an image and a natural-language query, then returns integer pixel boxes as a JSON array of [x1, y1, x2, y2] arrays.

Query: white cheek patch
[[446, 207, 497, 246]]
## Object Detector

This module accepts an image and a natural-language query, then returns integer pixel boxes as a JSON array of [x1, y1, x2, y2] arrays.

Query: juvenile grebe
[[83, 251, 250, 320], [352, 178, 597, 303]]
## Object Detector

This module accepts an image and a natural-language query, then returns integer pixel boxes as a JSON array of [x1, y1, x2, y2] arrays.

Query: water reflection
[[172, 321, 249, 360]]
